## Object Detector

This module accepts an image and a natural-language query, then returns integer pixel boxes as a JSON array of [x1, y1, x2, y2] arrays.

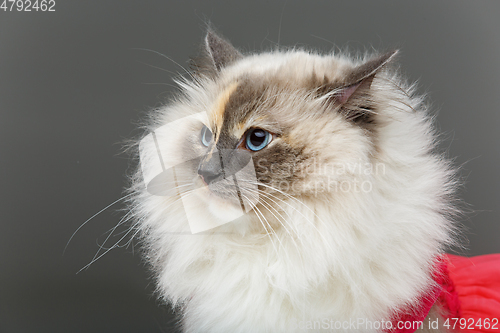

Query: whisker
[[80, 186, 197, 271], [243, 187, 302, 243], [64, 192, 135, 255], [136, 60, 179, 76], [242, 181, 364, 294], [241, 193, 280, 256], [78, 218, 144, 273], [89, 210, 135, 265], [247, 181, 329, 231], [251, 191, 303, 257], [131, 48, 195, 81], [240, 192, 293, 263]]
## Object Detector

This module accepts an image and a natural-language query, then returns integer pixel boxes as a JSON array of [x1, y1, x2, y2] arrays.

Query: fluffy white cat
[[128, 29, 457, 332]]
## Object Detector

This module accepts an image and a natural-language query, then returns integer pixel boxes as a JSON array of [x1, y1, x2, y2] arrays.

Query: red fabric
[[446, 254, 500, 332], [388, 282, 442, 333], [388, 258, 460, 333], [435, 256, 461, 318], [389, 254, 500, 333]]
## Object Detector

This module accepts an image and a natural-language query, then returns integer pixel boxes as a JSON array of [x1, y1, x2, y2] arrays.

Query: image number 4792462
[[0, 0, 56, 12]]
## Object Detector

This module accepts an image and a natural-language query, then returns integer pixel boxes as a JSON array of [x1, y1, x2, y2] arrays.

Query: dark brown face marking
[[220, 80, 268, 136], [201, 51, 391, 199], [253, 140, 307, 194], [202, 78, 311, 196], [209, 81, 240, 136]]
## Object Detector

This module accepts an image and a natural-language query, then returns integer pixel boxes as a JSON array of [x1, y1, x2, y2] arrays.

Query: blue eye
[[200, 126, 212, 147], [245, 128, 271, 151]]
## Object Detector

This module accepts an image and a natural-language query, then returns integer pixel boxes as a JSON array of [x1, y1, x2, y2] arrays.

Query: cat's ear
[[205, 29, 243, 71], [191, 29, 243, 77], [324, 50, 398, 123]]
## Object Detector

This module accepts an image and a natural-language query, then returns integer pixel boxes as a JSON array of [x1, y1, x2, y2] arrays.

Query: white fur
[[129, 49, 456, 332]]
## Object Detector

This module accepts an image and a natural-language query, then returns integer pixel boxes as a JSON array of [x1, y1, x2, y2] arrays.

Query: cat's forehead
[[227, 51, 349, 80], [206, 77, 274, 139], [204, 52, 351, 138]]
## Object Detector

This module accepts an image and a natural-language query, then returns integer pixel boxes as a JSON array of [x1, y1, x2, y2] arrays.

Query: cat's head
[[138, 30, 399, 234], [131, 30, 457, 325]]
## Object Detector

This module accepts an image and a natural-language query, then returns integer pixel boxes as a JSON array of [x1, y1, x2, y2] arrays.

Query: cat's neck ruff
[[131, 30, 457, 332]]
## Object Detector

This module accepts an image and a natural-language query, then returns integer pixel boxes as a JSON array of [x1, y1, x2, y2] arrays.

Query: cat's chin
[[184, 178, 249, 233], [196, 185, 243, 220]]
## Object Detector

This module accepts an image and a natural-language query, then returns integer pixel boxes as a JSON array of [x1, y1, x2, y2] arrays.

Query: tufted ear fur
[[191, 29, 243, 78], [324, 50, 398, 124]]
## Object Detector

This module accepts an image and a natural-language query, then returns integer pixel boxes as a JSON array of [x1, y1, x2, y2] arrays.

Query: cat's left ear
[[323, 50, 398, 122], [204, 30, 243, 71], [191, 29, 243, 77]]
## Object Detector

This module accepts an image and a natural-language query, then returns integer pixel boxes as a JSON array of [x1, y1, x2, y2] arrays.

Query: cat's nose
[[198, 167, 223, 185]]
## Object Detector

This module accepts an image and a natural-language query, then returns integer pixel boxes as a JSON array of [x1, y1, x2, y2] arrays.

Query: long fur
[[127, 40, 458, 332]]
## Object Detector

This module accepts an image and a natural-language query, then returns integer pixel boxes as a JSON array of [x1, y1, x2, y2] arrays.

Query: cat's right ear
[[319, 50, 398, 124], [191, 29, 243, 78]]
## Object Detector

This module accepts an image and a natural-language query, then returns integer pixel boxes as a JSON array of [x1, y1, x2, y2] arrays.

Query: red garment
[[447, 254, 500, 332], [388, 257, 459, 333], [389, 254, 500, 333]]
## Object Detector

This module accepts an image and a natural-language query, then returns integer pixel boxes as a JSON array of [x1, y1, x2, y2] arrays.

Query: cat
[[127, 29, 459, 332]]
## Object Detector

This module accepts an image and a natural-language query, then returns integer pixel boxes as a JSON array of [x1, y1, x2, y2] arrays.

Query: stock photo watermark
[[139, 111, 386, 234], [290, 316, 499, 331]]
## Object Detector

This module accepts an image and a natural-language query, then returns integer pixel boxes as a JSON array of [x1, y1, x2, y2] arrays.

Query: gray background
[[1, 1, 499, 332]]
